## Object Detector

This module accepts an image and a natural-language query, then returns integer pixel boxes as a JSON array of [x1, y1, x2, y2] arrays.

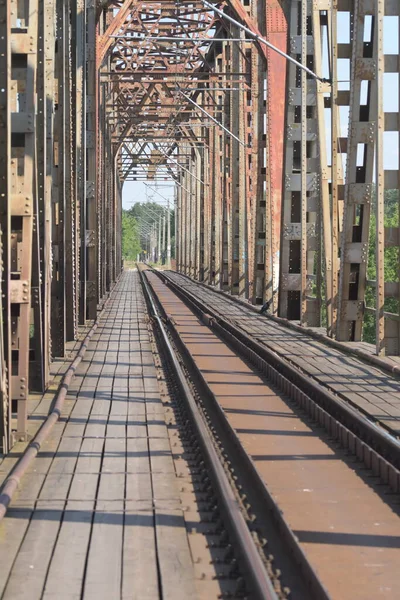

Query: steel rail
[[142, 265, 333, 599], [153, 269, 400, 479], [0, 277, 120, 521], [138, 266, 279, 600]]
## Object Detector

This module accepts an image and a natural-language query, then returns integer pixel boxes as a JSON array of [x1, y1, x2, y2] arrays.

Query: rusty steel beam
[[0, 0, 11, 453]]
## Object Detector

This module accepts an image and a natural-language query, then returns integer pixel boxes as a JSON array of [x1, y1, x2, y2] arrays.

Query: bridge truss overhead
[[0, 0, 399, 450], [103, 0, 400, 358]]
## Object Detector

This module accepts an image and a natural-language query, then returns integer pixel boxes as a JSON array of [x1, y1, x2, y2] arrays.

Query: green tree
[[126, 202, 175, 258], [122, 211, 141, 260], [363, 189, 399, 343]]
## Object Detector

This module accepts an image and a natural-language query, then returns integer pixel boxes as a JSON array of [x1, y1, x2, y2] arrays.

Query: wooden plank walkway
[[0, 271, 196, 600], [166, 272, 400, 436]]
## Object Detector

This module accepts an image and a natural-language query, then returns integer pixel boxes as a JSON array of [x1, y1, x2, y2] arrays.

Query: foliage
[[125, 201, 176, 260], [122, 211, 141, 260], [363, 189, 399, 344]]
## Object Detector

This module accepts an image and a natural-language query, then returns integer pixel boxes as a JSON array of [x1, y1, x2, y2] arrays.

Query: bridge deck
[[0, 271, 195, 600], [0, 269, 399, 599]]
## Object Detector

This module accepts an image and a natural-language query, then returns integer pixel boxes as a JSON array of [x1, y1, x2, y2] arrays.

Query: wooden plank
[[2, 502, 64, 599], [126, 437, 150, 473], [42, 501, 94, 599], [83, 501, 123, 599], [155, 509, 196, 600], [0, 507, 32, 596], [123, 508, 159, 600]]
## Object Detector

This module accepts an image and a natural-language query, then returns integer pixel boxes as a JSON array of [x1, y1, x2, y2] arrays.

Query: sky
[[122, 14, 399, 208], [123, 180, 175, 210]]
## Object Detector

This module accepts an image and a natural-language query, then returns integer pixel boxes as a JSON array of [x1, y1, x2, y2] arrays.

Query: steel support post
[[229, 30, 241, 295], [375, 0, 385, 354], [252, 0, 268, 306], [63, 0, 76, 342], [52, 0, 67, 357], [162, 211, 166, 264], [35, 0, 56, 390], [0, 0, 11, 452], [265, 1, 288, 312], [167, 199, 171, 269], [176, 183, 181, 271], [189, 153, 196, 277], [338, 0, 377, 343], [223, 43, 233, 292], [300, 0, 308, 324], [312, 2, 341, 334], [195, 146, 202, 280], [279, 0, 322, 325], [86, 1, 98, 319], [208, 122, 216, 284], [330, 2, 341, 337], [158, 214, 162, 263], [9, 0, 38, 438], [188, 158, 194, 276], [211, 55, 224, 289], [78, 1, 87, 324], [72, 1, 84, 329]]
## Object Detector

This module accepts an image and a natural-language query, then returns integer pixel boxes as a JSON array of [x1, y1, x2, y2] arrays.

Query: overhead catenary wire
[[202, 0, 330, 83]]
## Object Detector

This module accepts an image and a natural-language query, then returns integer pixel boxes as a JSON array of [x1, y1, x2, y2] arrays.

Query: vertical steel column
[[158, 214, 162, 263], [86, 0, 98, 319], [375, 0, 385, 354], [300, 0, 307, 323], [52, 0, 66, 357], [162, 210, 166, 264], [203, 98, 211, 283], [265, 1, 288, 312], [64, 0, 76, 342], [72, 1, 83, 330], [167, 198, 171, 269], [279, 0, 322, 325], [36, 0, 56, 390], [338, 0, 377, 342], [330, 1, 340, 337], [230, 28, 240, 294], [189, 152, 196, 277], [252, 0, 268, 306], [10, 0, 38, 438], [176, 182, 181, 271], [78, 0, 87, 324], [188, 158, 194, 276], [0, 0, 11, 452], [195, 146, 202, 280]]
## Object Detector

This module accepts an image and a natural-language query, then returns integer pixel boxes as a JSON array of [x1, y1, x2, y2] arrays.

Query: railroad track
[[139, 267, 280, 600], [139, 265, 400, 600], [165, 271, 400, 441]]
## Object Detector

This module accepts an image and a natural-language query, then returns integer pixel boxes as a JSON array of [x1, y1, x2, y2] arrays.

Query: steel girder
[[0, 0, 398, 453], [0, 0, 122, 450]]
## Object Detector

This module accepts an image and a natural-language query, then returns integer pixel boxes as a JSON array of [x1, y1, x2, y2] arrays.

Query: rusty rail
[[150, 267, 400, 485], [139, 267, 279, 600]]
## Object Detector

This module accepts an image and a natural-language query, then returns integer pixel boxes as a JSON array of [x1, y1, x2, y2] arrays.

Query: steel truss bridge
[[0, 0, 399, 452]]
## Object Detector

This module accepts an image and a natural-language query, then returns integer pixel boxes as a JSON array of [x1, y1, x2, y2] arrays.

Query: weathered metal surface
[[148, 269, 400, 599], [0, 0, 122, 448]]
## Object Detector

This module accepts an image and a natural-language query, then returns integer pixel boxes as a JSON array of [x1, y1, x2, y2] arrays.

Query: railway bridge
[[0, 1, 399, 598]]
